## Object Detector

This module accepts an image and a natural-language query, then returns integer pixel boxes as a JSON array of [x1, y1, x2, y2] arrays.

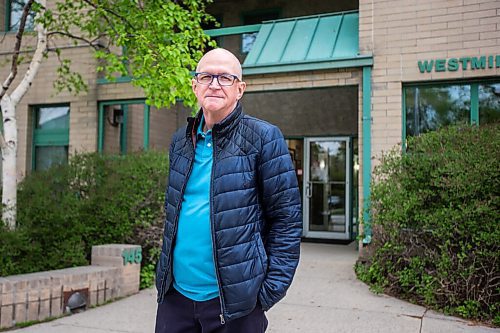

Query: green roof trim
[[97, 76, 133, 85], [243, 56, 373, 75], [205, 24, 261, 37], [243, 11, 371, 74]]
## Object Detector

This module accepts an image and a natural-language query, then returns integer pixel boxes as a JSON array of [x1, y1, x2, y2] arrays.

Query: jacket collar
[[186, 101, 244, 141]]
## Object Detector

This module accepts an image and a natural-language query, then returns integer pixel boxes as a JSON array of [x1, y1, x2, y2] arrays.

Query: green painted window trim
[[31, 104, 70, 171], [401, 86, 406, 146], [33, 129, 68, 145], [403, 77, 499, 87], [470, 83, 479, 125], [96, 76, 133, 85], [402, 78, 499, 147], [97, 99, 149, 153], [5, 0, 11, 32]]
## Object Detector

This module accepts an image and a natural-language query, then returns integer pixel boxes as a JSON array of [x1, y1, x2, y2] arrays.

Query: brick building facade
[[1, 0, 498, 241]]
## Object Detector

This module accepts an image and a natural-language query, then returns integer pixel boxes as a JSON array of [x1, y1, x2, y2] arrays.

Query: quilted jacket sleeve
[[257, 125, 302, 310]]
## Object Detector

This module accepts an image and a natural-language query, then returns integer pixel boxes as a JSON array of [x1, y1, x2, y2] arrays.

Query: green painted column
[[120, 104, 128, 155], [143, 104, 150, 150], [470, 83, 479, 125], [362, 66, 372, 244], [402, 88, 407, 146], [98, 103, 104, 152]]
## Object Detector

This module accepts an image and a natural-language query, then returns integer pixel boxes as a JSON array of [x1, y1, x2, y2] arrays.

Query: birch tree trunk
[[1, 1, 47, 229]]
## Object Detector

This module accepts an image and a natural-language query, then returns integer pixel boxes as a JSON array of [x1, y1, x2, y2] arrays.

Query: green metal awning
[[243, 11, 372, 75]]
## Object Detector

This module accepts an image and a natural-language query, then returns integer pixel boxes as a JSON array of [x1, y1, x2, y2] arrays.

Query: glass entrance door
[[304, 138, 350, 239]]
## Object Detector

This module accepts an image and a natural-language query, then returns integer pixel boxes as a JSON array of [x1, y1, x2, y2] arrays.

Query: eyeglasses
[[194, 72, 239, 86]]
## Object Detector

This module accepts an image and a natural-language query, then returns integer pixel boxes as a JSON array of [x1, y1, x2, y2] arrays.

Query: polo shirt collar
[[197, 115, 212, 138]]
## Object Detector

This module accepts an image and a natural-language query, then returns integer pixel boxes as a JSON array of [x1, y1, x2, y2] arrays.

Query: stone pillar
[[91, 244, 142, 298]]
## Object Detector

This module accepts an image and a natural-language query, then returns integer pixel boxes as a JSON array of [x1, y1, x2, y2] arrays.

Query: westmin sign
[[418, 55, 500, 73]]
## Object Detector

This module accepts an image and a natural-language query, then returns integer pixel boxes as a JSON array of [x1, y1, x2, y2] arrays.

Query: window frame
[[402, 77, 500, 147], [31, 104, 70, 171], [97, 99, 150, 154]]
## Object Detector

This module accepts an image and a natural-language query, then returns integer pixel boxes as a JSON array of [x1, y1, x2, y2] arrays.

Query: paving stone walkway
[[13, 243, 499, 333]]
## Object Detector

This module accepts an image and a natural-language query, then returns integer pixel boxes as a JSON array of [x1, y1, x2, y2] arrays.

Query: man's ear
[[236, 81, 247, 100], [192, 78, 197, 93]]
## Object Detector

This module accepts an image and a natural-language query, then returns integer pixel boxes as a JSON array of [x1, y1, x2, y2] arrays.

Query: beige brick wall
[[103, 105, 121, 154], [360, 0, 500, 161], [126, 104, 144, 153], [245, 68, 362, 91], [149, 104, 188, 152]]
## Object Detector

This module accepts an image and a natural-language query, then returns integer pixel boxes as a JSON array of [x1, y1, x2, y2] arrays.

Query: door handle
[[306, 182, 312, 198]]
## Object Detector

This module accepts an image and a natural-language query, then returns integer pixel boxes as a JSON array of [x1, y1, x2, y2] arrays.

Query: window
[[479, 83, 500, 125], [404, 80, 500, 138], [32, 105, 70, 171], [405, 85, 470, 136], [241, 10, 279, 54], [7, 0, 35, 31]]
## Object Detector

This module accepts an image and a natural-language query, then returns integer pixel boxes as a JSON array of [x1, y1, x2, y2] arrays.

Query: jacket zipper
[[210, 132, 226, 325], [159, 139, 196, 302]]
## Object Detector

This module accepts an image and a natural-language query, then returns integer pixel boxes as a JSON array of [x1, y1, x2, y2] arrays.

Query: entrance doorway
[[304, 137, 351, 240]]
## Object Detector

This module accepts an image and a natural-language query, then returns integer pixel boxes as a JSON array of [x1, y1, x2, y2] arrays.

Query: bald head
[[196, 48, 243, 80], [192, 48, 247, 128]]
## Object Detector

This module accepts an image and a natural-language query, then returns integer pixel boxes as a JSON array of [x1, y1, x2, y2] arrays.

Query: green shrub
[[356, 124, 499, 325], [1, 151, 168, 289]]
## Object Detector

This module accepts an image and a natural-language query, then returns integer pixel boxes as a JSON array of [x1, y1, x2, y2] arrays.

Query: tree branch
[[10, 0, 48, 105], [46, 31, 104, 50], [80, 0, 136, 30], [0, 0, 35, 100]]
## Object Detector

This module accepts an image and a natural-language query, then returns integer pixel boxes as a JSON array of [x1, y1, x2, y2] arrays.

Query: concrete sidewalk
[[12, 243, 499, 333]]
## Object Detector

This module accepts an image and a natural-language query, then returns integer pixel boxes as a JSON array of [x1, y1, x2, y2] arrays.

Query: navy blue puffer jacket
[[156, 102, 302, 321]]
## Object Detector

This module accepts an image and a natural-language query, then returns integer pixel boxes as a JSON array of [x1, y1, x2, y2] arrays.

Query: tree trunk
[[1, 1, 47, 229], [0, 96, 18, 229]]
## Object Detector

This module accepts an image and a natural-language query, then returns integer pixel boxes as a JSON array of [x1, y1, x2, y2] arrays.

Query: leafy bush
[[356, 124, 499, 326], [1, 151, 168, 289]]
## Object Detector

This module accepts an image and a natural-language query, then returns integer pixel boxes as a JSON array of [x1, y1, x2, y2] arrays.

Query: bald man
[[155, 48, 302, 333]]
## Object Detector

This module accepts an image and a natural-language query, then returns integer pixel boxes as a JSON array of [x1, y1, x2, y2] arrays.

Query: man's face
[[192, 52, 246, 117]]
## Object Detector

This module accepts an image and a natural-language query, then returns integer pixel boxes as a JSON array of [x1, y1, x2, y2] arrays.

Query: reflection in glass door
[[304, 138, 350, 239]]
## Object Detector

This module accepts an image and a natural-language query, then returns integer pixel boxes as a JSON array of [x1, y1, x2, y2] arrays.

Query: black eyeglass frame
[[194, 72, 240, 86]]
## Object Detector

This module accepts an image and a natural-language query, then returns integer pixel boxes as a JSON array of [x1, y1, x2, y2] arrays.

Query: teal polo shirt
[[172, 116, 219, 301]]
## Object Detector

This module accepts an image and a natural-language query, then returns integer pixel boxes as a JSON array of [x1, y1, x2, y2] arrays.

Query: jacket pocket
[[254, 234, 268, 274]]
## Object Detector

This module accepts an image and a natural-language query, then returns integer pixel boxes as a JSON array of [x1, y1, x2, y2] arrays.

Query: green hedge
[[0, 151, 168, 289], [356, 124, 499, 326]]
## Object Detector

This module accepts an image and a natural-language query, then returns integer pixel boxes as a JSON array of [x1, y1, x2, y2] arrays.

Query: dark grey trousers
[[155, 288, 268, 333]]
